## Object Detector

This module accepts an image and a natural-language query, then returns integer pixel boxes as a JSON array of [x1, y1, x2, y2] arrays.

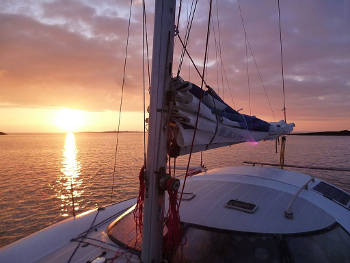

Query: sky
[[0, 0, 349, 132]]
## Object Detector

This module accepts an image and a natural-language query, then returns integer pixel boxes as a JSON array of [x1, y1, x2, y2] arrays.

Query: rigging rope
[[178, 0, 213, 209], [143, 0, 151, 89], [177, 35, 208, 86], [186, 1, 191, 81], [133, 0, 150, 241], [142, 0, 146, 166], [238, 0, 252, 116], [212, 22, 220, 96], [215, 2, 223, 98], [277, 0, 288, 169], [177, 0, 198, 77], [215, 0, 235, 108], [247, 39, 276, 120], [237, 1, 275, 120], [142, 0, 151, 166], [67, 208, 102, 263], [70, 177, 76, 217], [215, 1, 224, 99], [215, 0, 228, 102], [163, 174, 181, 254], [280, 136, 286, 168], [238, 0, 276, 120], [277, 0, 287, 122], [110, 0, 133, 201], [222, 61, 236, 109], [176, 0, 183, 31]]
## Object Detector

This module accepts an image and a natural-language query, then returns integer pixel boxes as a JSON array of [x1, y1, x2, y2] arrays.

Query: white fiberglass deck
[[0, 198, 139, 263], [178, 166, 350, 233]]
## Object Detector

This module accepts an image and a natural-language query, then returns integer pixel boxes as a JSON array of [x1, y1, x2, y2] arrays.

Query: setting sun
[[55, 109, 86, 132]]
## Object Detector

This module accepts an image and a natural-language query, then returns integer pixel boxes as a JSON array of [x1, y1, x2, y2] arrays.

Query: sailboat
[[1, 0, 350, 262]]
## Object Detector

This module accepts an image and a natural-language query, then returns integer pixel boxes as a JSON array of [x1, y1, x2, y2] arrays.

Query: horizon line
[[0, 130, 143, 134], [1, 129, 349, 135]]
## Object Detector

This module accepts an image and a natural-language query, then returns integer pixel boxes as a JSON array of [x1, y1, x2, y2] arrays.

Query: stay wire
[[110, 0, 133, 201], [238, 0, 252, 116], [67, 209, 101, 263], [177, 0, 198, 77], [142, 0, 149, 166], [178, 0, 197, 74], [70, 176, 76, 217], [143, 0, 151, 88], [176, 0, 183, 31], [214, 2, 236, 109], [214, 0, 236, 108], [222, 63, 236, 109], [237, 2, 275, 120], [247, 39, 276, 120], [178, 0, 213, 209], [277, 0, 287, 122], [187, 1, 191, 81], [215, 0, 227, 101], [177, 35, 208, 86], [211, 21, 220, 96]]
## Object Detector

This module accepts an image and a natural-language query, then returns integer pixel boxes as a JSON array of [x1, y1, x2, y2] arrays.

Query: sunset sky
[[0, 0, 349, 133]]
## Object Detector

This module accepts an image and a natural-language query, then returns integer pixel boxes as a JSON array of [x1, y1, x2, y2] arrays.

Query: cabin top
[[177, 166, 350, 234]]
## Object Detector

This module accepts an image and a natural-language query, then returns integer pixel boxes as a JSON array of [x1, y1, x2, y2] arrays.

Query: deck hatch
[[225, 199, 257, 213], [313, 182, 350, 207]]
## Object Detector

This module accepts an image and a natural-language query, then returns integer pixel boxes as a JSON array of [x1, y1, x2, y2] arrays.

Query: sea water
[[0, 133, 349, 247]]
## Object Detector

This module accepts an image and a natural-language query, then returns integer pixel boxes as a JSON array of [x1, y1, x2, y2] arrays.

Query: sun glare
[[55, 109, 86, 132]]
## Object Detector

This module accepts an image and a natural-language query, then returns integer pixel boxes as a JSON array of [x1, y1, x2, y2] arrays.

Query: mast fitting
[[158, 167, 180, 192]]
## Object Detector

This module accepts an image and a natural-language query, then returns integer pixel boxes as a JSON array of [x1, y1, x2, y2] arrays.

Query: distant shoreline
[[0, 132, 7, 135], [78, 131, 143, 134], [291, 130, 350, 136]]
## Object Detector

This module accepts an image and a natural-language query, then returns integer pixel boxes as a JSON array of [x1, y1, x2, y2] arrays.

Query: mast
[[142, 0, 176, 262]]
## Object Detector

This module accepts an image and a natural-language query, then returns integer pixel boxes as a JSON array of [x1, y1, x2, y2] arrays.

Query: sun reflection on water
[[56, 132, 83, 217]]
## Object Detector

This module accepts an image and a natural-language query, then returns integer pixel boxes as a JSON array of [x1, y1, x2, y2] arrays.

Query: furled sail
[[168, 77, 295, 157]]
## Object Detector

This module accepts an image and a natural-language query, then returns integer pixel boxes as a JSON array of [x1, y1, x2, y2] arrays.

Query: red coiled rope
[[133, 166, 145, 237], [164, 177, 181, 254]]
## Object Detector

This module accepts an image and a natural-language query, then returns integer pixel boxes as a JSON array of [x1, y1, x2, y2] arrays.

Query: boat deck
[[1, 166, 349, 262], [178, 166, 350, 233], [1, 198, 139, 263]]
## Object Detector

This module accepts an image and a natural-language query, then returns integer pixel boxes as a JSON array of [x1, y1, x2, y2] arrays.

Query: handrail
[[243, 161, 350, 172], [284, 177, 314, 219]]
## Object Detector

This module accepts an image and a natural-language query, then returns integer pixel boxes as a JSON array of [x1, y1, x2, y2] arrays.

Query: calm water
[[0, 133, 349, 247]]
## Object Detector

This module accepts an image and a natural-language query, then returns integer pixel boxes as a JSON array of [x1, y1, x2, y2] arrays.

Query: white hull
[[0, 198, 138, 263]]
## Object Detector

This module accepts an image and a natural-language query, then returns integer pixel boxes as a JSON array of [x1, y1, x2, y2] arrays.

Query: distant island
[[78, 131, 143, 134], [0, 132, 7, 135], [291, 130, 350, 136]]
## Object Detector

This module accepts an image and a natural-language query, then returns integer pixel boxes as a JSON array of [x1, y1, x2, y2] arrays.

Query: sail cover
[[168, 77, 295, 157]]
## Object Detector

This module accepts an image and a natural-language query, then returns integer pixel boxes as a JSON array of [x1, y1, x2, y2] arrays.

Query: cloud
[[0, 7, 145, 111], [0, 0, 349, 130]]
